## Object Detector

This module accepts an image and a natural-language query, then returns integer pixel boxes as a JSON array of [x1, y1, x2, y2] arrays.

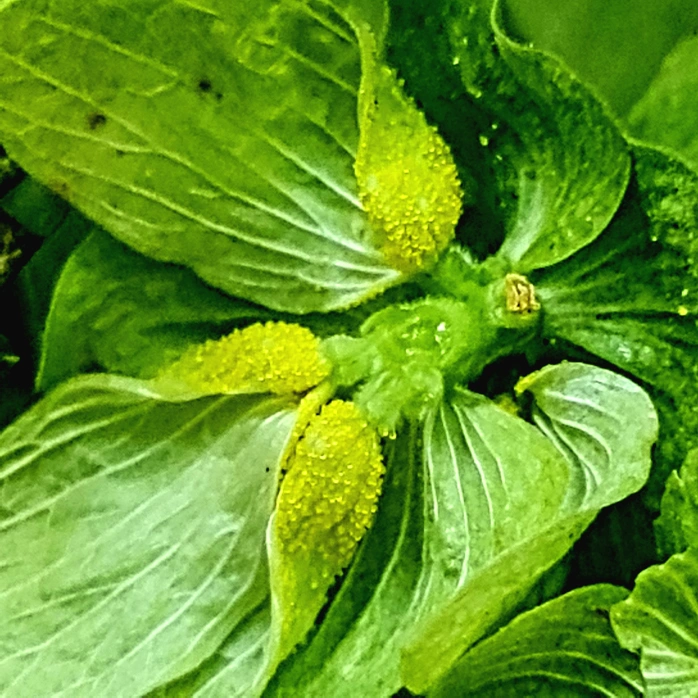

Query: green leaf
[[516, 362, 657, 511], [14, 209, 93, 360], [503, 0, 698, 117], [446, 0, 630, 271], [0, 0, 463, 312], [655, 449, 698, 558], [402, 363, 656, 692], [150, 604, 271, 698], [38, 231, 272, 390], [429, 585, 643, 697], [536, 144, 698, 506], [0, 0, 408, 312], [263, 364, 654, 697], [0, 374, 299, 697], [611, 547, 698, 697], [626, 36, 698, 171], [1, 176, 75, 238]]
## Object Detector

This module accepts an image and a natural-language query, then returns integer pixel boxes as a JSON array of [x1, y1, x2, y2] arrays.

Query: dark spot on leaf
[[115, 149, 125, 157], [215, 92, 223, 102], [87, 113, 107, 130], [265, 467, 270, 473], [593, 607, 610, 619], [48, 180, 70, 198], [198, 78, 212, 93]]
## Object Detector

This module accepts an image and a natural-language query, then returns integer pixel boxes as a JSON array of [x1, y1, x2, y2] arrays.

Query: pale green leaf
[[402, 364, 656, 692], [517, 362, 657, 511], [612, 547, 698, 697], [0, 0, 402, 312], [430, 585, 643, 697], [149, 604, 270, 698], [0, 374, 298, 697], [446, 0, 630, 271]]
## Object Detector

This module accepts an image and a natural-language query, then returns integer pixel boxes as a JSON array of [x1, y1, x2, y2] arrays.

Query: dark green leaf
[[430, 585, 642, 697], [1, 177, 75, 238], [15, 210, 93, 358], [0, 374, 298, 697], [566, 494, 660, 590], [446, 0, 629, 271]]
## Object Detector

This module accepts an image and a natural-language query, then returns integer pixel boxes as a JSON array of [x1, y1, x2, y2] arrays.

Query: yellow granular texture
[[276, 400, 385, 569], [160, 321, 330, 395], [355, 66, 462, 274]]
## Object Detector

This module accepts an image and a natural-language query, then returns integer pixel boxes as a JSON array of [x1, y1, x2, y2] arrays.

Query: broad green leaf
[[0, 0, 463, 312], [401, 510, 597, 694], [264, 366, 654, 697], [504, 0, 698, 117], [413, 387, 569, 604], [402, 363, 656, 692], [611, 547, 698, 697], [0, 0, 399, 312], [446, 0, 630, 271], [626, 36, 698, 171], [516, 362, 656, 510], [150, 603, 271, 698], [0, 374, 299, 697], [38, 231, 272, 390], [430, 585, 643, 697], [655, 449, 698, 558], [536, 144, 698, 505]]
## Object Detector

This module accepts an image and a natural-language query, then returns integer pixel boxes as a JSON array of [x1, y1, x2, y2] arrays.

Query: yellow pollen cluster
[[276, 400, 385, 569], [355, 66, 462, 274], [158, 321, 330, 396]]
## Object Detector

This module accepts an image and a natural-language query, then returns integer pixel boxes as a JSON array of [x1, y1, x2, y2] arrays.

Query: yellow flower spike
[[355, 40, 463, 274], [276, 400, 385, 563], [269, 399, 385, 663], [156, 321, 331, 397]]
